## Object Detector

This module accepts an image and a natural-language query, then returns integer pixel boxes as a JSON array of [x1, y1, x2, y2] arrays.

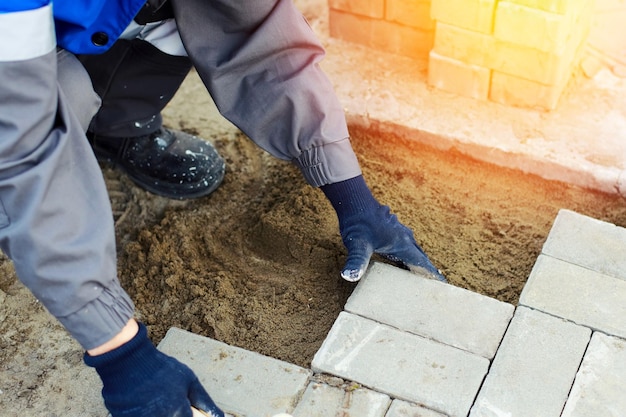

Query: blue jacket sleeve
[[0, 0, 48, 12], [54, 0, 145, 54], [0, 0, 146, 56]]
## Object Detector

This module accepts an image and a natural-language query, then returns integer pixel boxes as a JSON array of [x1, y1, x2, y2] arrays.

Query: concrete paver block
[[562, 332, 626, 417], [520, 254, 626, 338], [469, 307, 591, 417], [541, 209, 626, 281], [312, 312, 489, 417], [386, 399, 448, 417], [158, 328, 311, 417], [346, 262, 514, 358], [292, 382, 390, 417]]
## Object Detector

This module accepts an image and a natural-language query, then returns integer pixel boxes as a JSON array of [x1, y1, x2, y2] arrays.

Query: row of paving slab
[[159, 209, 626, 417]]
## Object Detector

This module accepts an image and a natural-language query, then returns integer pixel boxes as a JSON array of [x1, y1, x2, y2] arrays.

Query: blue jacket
[[0, 0, 145, 57]]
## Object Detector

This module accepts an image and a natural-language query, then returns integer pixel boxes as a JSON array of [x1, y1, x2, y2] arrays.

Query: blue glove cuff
[[321, 175, 380, 221], [84, 322, 224, 417], [84, 322, 159, 385]]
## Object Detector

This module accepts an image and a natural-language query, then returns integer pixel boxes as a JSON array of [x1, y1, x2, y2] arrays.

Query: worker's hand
[[84, 322, 224, 417], [338, 204, 446, 282], [321, 175, 445, 283]]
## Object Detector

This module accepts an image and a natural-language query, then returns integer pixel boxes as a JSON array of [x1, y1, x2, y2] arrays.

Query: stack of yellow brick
[[328, 0, 436, 58], [429, 0, 594, 109], [327, 0, 594, 110]]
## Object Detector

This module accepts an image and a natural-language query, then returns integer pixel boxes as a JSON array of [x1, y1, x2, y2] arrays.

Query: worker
[[0, 1, 444, 416]]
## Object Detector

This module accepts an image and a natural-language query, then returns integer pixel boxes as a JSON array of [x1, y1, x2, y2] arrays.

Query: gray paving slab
[[311, 312, 489, 417], [158, 327, 311, 417], [542, 209, 626, 281], [291, 381, 390, 417], [386, 400, 448, 417], [469, 307, 591, 417], [345, 262, 514, 359], [520, 254, 626, 338], [562, 332, 626, 417]]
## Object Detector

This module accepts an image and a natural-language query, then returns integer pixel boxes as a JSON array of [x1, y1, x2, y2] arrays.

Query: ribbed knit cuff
[[320, 175, 380, 220], [84, 322, 158, 385]]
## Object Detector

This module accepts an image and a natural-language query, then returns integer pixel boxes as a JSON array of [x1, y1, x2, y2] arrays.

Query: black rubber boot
[[88, 128, 225, 199], [80, 38, 225, 199]]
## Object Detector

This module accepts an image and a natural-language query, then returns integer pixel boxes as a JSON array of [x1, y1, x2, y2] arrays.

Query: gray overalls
[[0, 0, 361, 349]]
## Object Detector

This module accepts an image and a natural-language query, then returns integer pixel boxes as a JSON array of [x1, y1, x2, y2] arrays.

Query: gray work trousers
[[85, 0, 362, 186], [0, 0, 361, 350]]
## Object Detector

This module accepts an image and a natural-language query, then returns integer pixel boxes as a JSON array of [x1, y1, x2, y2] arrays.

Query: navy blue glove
[[84, 323, 224, 417], [322, 175, 446, 283]]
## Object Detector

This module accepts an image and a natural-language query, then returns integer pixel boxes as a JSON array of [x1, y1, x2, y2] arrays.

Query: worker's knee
[[56, 49, 101, 132]]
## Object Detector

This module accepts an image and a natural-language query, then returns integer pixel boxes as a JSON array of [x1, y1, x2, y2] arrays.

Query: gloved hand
[[84, 322, 224, 417], [321, 175, 446, 283]]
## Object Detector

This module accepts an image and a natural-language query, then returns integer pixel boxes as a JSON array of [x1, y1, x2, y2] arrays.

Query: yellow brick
[[329, 10, 376, 47], [330, 10, 434, 59], [569, 0, 594, 47], [371, 19, 434, 58], [489, 70, 569, 109], [386, 0, 435, 31], [329, 0, 384, 18], [491, 38, 579, 85], [430, 0, 497, 34], [433, 22, 495, 67], [428, 51, 491, 99], [490, 45, 566, 85], [504, 0, 582, 14], [433, 22, 583, 85], [494, 1, 589, 52]]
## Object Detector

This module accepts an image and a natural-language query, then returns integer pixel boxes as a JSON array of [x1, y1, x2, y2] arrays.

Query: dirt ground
[[4, 109, 626, 359]]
